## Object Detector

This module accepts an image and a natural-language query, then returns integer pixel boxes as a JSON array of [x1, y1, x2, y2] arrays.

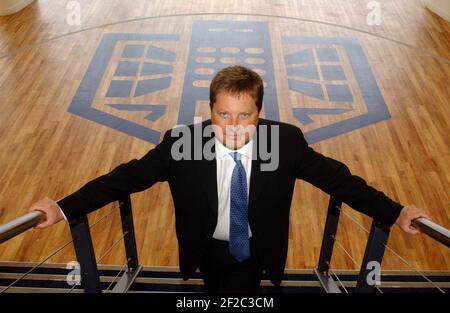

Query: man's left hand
[[395, 205, 431, 235]]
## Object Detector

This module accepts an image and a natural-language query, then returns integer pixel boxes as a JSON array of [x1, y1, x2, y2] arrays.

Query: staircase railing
[[0, 195, 142, 293], [412, 218, 450, 248], [68, 194, 142, 292], [0, 211, 44, 244], [316, 196, 449, 293], [1, 195, 448, 293]]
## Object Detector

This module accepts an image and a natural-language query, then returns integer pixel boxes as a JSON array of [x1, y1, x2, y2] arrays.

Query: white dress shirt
[[212, 138, 253, 241]]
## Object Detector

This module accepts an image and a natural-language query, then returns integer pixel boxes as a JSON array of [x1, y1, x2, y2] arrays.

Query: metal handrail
[[412, 218, 450, 248], [0, 211, 44, 244], [1, 213, 448, 248], [0, 196, 141, 293]]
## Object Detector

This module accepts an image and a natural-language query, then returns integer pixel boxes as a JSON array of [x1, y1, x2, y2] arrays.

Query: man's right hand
[[28, 197, 64, 229]]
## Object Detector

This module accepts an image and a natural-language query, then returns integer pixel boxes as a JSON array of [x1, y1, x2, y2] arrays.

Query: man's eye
[[241, 113, 250, 118], [219, 112, 229, 118]]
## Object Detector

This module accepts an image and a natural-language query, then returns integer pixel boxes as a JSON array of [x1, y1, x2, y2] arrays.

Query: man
[[30, 65, 429, 293]]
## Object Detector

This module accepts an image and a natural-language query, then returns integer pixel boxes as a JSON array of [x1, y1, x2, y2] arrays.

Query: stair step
[[0, 262, 448, 293]]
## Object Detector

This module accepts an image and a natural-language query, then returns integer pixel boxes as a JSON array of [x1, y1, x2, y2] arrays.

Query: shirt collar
[[215, 137, 253, 160]]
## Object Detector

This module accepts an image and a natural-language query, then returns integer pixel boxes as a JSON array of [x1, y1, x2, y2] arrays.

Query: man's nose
[[230, 116, 240, 127]]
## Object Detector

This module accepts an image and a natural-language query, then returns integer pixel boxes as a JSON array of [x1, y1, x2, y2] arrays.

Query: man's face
[[210, 91, 260, 150]]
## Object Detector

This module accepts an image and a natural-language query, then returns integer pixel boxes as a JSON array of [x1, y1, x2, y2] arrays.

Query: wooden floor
[[0, 0, 448, 273]]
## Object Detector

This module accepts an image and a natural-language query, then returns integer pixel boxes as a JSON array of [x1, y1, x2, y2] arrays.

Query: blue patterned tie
[[229, 152, 250, 262]]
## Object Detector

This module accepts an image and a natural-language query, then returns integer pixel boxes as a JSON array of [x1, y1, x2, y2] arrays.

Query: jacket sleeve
[[294, 128, 403, 227], [57, 131, 172, 221]]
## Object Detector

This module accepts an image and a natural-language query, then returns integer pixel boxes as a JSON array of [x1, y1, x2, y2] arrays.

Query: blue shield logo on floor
[[68, 20, 389, 145], [68, 33, 179, 144], [282, 36, 390, 144]]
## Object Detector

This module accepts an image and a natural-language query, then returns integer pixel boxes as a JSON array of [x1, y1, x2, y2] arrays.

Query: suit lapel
[[248, 129, 265, 222], [203, 157, 218, 222], [198, 120, 219, 223]]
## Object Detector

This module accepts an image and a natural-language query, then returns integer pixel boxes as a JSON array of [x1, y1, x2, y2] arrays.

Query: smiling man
[[29, 65, 429, 293]]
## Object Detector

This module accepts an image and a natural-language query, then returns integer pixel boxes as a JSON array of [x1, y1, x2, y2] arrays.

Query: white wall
[[0, 0, 34, 16], [424, 0, 450, 21]]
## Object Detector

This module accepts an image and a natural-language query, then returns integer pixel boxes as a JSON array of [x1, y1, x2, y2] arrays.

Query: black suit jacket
[[58, 119, 403, 286]]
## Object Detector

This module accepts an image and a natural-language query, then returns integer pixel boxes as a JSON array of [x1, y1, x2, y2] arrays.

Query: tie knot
[[231, 152, 242, 163]]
